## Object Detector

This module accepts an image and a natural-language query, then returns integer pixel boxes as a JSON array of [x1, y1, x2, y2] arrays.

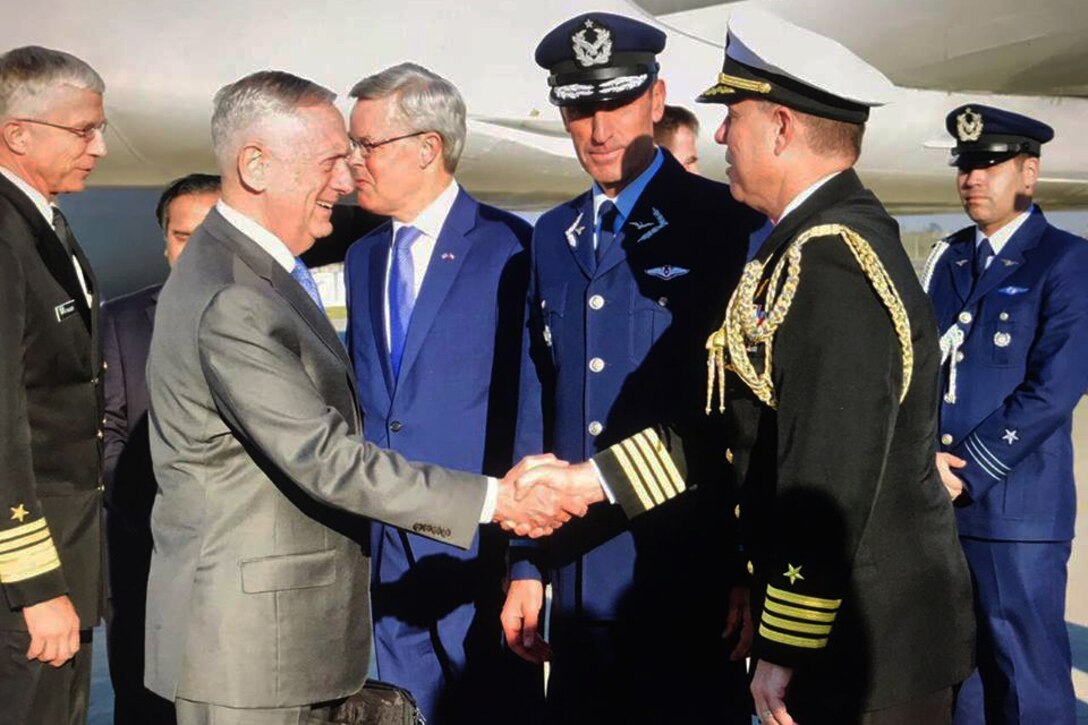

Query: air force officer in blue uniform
[[343, 64, 536, 724], [924, 105, 1088, 724], [503, 14, 765, 723]]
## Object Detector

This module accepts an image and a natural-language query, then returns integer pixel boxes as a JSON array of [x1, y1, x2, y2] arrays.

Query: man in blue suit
[[101, 172, 219, 724], [502, 14, 765, 724], [925, 104, 1088, 724], [343, 63, 537, 724]]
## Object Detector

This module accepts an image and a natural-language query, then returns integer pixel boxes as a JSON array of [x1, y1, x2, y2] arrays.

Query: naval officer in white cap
[[694, 10, 976, 723], [518, 9, 978, 723]]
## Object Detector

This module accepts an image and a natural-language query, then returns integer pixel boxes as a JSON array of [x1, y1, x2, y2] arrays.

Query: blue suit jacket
[[513, 152, 764, 631], [344, 188, 530, 669], [926, 208, 1088, 541]]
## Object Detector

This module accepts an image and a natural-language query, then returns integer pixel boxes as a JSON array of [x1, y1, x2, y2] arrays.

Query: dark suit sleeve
[[950, 241, 1088, 501], [197, 284, 488, 550], [100, 304, 127, 502], [0, 240, 68, 608]]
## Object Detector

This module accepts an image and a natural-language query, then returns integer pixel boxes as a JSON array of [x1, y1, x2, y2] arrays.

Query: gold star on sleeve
[[10, 504, 28, 523], [783, 563, 804, 585]]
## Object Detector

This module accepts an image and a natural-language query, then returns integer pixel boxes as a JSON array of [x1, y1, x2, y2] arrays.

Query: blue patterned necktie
[[389, 225, 423, 378], [291, 258, 324, 310], [596, 200, 620, 264]]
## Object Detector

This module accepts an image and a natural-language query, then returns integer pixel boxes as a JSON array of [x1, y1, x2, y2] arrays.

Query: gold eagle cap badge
[[957, 107, 984, 142], [572, 19, 613, 68]]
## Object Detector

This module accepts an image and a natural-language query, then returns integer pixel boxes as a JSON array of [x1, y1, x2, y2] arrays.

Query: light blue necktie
[[290, 258, 324, 310], [389, 225, 423, 379]]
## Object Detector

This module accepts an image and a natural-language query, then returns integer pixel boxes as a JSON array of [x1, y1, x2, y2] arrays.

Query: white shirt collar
[[215, 200, 296, 273], [0, 166, 55, 227], [777, 171, 841, 225], [391, 180, 460, 241], [975, 206, 1035, 256]]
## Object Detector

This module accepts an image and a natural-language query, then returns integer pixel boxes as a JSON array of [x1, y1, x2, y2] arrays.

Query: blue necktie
[[389, 225, 423, 379], [291, 258, 323, 310], [596, 200, 620, 264], [970, 238, 993, 296]]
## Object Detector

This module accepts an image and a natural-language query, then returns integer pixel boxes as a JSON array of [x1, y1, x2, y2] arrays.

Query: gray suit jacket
[[145, 208, 487, 708]]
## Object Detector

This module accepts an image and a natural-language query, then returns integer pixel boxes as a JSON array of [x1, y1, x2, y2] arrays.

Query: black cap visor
[[697, 57, 870, 124], [950, 136, 1041, 168], [548, 57, 659, 106]]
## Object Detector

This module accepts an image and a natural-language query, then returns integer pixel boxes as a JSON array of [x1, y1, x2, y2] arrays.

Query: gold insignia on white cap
[[957, 107, 984, 142]]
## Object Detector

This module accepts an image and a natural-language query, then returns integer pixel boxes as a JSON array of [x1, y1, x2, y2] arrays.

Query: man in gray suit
[[145, 70, 597, 725]]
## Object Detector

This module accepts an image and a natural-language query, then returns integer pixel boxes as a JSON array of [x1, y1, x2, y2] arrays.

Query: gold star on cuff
[[10, 504, 28, 523], [783, 563, 805, 585]]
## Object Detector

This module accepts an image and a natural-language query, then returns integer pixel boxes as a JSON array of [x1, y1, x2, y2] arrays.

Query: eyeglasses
[[12, 117, 108, 142], [348, 130, 427, 158]]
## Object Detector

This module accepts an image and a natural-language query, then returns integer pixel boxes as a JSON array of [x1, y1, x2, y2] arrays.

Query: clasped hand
[[492, 454, 606, 538]]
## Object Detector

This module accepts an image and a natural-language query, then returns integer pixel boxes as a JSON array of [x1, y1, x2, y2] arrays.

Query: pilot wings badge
[[956, 107, 984, 142], [571, 19, 613, 68]]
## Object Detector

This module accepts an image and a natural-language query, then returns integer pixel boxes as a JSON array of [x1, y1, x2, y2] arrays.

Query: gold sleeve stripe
[[0, 526, 52, 554], [0, 538, 60, 583], [761, 611, 833, 635], [0, 518, 47, 543], [618, 439, 666, 505], [759, 624, 828, 649], [766, 585, 841, 610], [642, 429, 685, 495], [763, 597, 838, 623], [610, 443, 656, 511], [629, 432, 678, 498]]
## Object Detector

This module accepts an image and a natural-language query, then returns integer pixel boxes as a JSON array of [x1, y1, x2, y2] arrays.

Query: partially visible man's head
[[0, 46, 107, 199], [211, 71, 351, 255], [155, 173, 221, 267], [696, 10, 891, 217], [654, 105, 700, 174], [347, 63, 466, 220], [944, 104, 1052, 236], [535, 13, 668, 196]]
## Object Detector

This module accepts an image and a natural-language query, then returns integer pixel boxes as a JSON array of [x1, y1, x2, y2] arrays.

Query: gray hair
[[211, 70, 336, 164], [0, 46, 105, 118], [349, 63, 466, 173]]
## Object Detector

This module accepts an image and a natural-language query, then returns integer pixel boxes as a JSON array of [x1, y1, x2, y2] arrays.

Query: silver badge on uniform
[[54, 299, 77, 322], [993, 331, 1012, 347], [956, 107, 984, 142], [571, 19, 613, 68]]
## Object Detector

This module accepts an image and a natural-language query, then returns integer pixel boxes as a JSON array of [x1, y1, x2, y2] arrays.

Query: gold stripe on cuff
[[761, 612, 833, 636], [630, 432, 676, 498], [759, 623, 828, 649], [0, 526, 51, 554], [611, 444, 655, 511], [0, 518, 47, 543], [620, 438, 665, 504], [766, 585, 842, 611], [763, 597, 838, 623]]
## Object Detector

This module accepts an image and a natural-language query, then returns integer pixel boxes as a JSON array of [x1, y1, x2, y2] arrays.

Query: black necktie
[[52, 206, 76, 255], [596, 200, 619, 264]]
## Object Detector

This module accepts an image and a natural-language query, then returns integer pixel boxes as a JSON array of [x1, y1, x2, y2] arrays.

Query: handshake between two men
[[490, 454, 605, 538]]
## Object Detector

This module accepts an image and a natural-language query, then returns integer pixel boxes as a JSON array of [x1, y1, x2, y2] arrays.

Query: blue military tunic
[[924, 206, 1088, 540], [513, 149, 764, 719]]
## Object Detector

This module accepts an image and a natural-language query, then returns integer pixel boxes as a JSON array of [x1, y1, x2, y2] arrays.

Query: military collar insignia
[[645, 265, 689, 280], [956, 107, 984, 142], [572, 19, 613, 68], [955, 259, 969, 267], [632, 207, 668, 242], [1001, 258, 1018, 267], [565, 212, 585, 248]]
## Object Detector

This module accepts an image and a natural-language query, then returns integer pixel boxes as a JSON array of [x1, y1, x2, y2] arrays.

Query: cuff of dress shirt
[[589, 459, 616, 504], [479, 476, 499, 523]]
